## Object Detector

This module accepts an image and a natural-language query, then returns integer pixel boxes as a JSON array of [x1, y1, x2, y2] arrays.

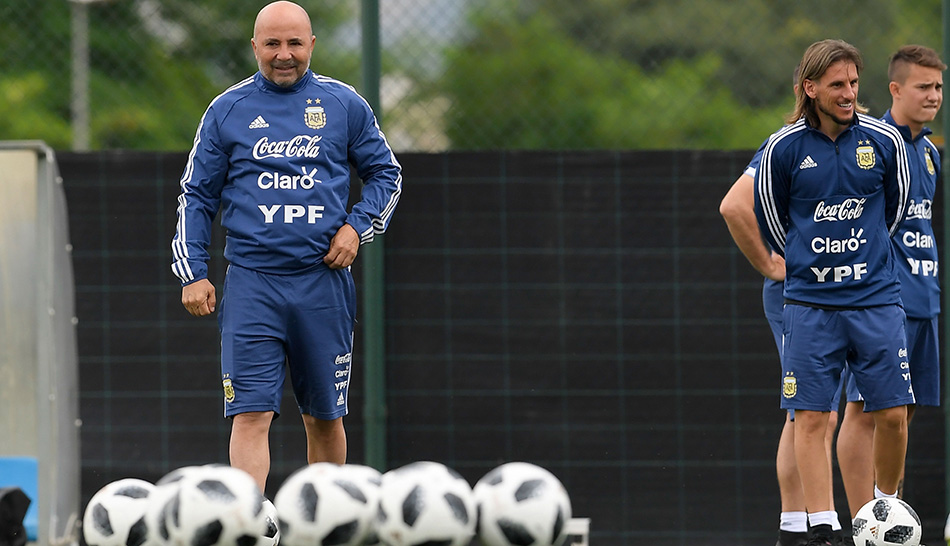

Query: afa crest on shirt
[[783, 372, 797, 398], [305, 105, 327, 130], [925, 148, 936, 175], [855, 143, 876, 170], [223, 377, 235, 403]]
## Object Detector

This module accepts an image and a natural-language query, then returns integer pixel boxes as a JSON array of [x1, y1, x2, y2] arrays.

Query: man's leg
[[793, 409, 839, 543], [824, 409, 842, 541], [302, 414, 346, 464], [776, 414, 809, 546], [871, 405, 908, 496], [230, 410, 275, 492], [793, 410, 834, 511], [777, 414, 805, 511], [824, 410, 838, 509], [836, 401, 874, 516]]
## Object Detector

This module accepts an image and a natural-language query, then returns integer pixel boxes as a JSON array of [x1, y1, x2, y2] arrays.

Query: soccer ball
[[83, 478, 156, 546], [260, 498, 280, 546], [155, 465, 205, 487], [141, 466, 206, 546], [473, 462, 572, 546], [274, 462, 379, 546], [163, 465, 267, 546], [343, 465, 383, 545], [141, 482, 179, 546], [852, 497, 922, 546], [146, 465, 275, 546], [375, 461, 476, 546]]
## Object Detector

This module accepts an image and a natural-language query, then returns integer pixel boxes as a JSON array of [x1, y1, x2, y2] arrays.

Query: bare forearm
[[720, 174, 784, 281]]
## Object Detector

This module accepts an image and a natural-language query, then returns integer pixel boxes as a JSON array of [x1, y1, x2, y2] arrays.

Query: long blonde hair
[[787, 39, 868, 126]]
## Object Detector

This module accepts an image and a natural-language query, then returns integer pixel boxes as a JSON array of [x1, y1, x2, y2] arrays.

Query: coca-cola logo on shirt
[[905, 199, 932, 220], [252, 135, 322, 159], [813, 198, 865, 223]]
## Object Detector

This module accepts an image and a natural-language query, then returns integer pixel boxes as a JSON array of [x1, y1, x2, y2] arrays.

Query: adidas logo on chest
[[249, 115, 270, 129], [799, 155, 818, 170]]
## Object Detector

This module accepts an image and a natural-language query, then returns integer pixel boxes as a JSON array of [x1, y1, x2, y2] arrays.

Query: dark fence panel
[[59, 150, 946, 546]]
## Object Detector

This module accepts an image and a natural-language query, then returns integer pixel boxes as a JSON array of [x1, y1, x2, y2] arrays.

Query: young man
[[721, 145, 842, 546], [836, 44, 944, 518], [753, 39, 913, 546], [171, 0, 401, 495]]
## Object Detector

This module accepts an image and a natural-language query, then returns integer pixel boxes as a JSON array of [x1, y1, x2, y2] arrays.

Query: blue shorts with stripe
[[846, 315, 939, 407], [217, 263, 356, 420], [781, 303, 914, 413], [764, 280, 842, 418]]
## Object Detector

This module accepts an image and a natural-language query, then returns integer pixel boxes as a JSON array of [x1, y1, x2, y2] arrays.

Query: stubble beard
[[817, 100, 853, 127]]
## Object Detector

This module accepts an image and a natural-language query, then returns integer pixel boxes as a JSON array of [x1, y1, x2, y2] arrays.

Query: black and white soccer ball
[[162, 464, 267, 546], [274, 462, 379, 546], [473, 462, 572, 546], [155, 465, 205, 488], [141, 482, 179, 546], [343, 464, 383, 545], [141, 466, 205, 546], [260, 498, 280, 546], [82, 478, 156, 546], [375, 461, 476, 546], [852, 497, 922, 546]]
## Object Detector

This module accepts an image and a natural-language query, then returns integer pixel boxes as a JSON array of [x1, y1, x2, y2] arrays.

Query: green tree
[[444, 7, 789, 149], [0, 0, 354, 151], [442, 0, 944, 150]]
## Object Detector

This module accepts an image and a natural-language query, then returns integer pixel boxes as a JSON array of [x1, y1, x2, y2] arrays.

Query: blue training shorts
[[846, 315, 939, 407], [218, 263, 356, 420], [781, 303, 914, 412], [763, 280, 842, 419]]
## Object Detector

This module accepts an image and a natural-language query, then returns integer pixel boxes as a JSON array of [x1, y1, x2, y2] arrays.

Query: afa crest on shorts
[[305, 105, 326, 130], [223, 377, 235, 403], [855, 142, 876, 170], [783, 372, 797, 398]]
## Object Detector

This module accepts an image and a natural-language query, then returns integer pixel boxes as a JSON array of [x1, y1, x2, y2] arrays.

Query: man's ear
[[888, 80, 901, 100]]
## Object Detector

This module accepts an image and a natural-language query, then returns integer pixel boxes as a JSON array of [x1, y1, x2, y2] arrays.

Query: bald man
[[172, 0, 402, 494]]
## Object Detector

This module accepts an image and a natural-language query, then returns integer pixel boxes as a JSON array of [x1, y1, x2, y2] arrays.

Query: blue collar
[[882, 109, 932, 144], [255, 69, 313, 93]]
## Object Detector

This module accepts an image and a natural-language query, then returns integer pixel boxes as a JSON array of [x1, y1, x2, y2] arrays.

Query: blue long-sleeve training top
[[881, 110, 941, 319], [171, 69, 402, 284], [754, 113, 910, 308]]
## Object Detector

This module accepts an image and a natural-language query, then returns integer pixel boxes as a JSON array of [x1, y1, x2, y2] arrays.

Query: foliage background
[[0, 0, 943, 152], [4, 1, 947, 544]]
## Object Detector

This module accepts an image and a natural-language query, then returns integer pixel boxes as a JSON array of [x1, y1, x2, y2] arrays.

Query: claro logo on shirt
[[253, 135, 322, 159], [813, 198, 865, 223], [258, 166, 321, 190]]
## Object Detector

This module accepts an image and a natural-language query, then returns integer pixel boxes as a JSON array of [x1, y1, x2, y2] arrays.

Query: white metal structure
[[0, 141, 80, 545]]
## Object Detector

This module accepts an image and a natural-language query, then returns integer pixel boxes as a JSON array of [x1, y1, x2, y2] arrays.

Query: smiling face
[[251, 1, 315, 87], [890, 63, 943, 136], [804, 60, 859, 139]]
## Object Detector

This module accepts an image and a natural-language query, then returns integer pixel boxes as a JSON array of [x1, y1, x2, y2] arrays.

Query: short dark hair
[[888, 45, 946, 83]]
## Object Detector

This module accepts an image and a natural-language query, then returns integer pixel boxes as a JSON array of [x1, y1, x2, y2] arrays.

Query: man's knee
[[232, 411, 275, 431], [793, 410, 830, 435], [871, 405, 908, 431], [302, 415, 343, 435]]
